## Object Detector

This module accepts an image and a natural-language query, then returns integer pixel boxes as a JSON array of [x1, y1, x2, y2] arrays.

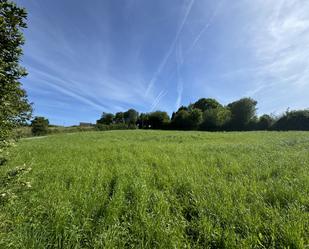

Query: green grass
[[1, 130, 308, 248]]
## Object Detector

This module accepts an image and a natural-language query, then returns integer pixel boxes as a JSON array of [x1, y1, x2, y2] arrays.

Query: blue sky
[[16, 0, 309, 125]]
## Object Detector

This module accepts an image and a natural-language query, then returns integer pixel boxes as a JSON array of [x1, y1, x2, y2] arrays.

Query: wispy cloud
[[216, 0, 309, 113], [175, 42, 184, 109], [150, 90, 168, 111], [250, 0, 309, 94], [186, 0, 224, 54], [145, 0, 195, 97]]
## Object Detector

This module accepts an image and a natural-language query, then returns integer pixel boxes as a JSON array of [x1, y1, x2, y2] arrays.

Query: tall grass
[[1, 131, 308, 248]]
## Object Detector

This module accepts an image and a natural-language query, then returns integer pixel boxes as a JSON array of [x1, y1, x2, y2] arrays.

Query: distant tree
[[176, 106, 189, 112], [171, 109, 202, 130], [171, 112, 176, 120], [124, 109, 138, 127], [273, 110, 309, 131], [171, 110, 191, 130], [257, 114, 274, 130], [200, 107, 231, 131], [227, 98, 257, 130], [189, 109, 203, 130], [193, 98, 222, 112], [114, 112, 124, 124], [31, 117, 49, 136], [0, 0, 32, 164], [148, 111, 170, 129], [97, 112, 114, 125], [137, 113, 149, 129]]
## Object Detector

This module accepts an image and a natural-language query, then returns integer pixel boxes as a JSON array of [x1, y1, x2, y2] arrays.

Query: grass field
[[1, 131, 309, 248]]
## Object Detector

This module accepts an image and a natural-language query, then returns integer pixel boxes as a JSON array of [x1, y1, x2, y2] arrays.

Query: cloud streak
[[175, 42, 184, 109], [187, 0, 224, 54], [250, 0, 309, 96], [150, 90, 168, 111], [145, 0, 195, 97]]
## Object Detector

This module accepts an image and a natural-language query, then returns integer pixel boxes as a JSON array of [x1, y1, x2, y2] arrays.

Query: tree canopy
[[97, 112, 114, 125], [0, 0, 32, 163], [192, 98, 222, 112], [227, 98, 257, 130]]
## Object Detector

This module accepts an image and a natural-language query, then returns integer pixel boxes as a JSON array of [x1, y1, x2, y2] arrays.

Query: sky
[[16, 0, 309, 125]]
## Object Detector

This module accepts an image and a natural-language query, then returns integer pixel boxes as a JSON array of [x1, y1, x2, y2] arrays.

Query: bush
[[31, 117, 49, 136]]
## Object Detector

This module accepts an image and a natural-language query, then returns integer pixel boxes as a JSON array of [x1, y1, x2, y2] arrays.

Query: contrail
[[172, 1, 223, 109], [43, 80, 107, 111], [186, 0, 224, 55], [175, 42, 184, 109], [145, 0, 195, 97], [31, 68, 108, 111], [150, 90, 168, 111]]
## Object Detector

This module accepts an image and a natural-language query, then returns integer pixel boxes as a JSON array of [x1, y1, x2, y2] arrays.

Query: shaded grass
[[0, 130, 308, 248]]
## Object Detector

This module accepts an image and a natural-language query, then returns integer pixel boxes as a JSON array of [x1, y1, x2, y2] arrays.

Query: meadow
[[0, 130, 308, 248]]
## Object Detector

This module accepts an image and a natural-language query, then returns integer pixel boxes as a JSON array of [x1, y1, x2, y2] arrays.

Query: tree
[[124, 109, 138, 127], [31, 117, 49, 136], [171, 109, 202, 130], [227, 98, 257, 130], [96, 112, 114, 125], [148, 111, 170, 129], [0, 0, 32, 164], [114, 112, 124, 124], [257, 114, 274, 130], [272, 110, 309, 131], [189, 109, 202, 130], [176, 106, 189, 112], [171, 110, 191, 130], [200, 107, 231, 131], [137, 113, 149, 129], [193, 98, 222, 112]]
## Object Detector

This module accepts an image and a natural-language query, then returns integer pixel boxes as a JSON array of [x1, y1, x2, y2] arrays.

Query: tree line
[[96, 98, 309, 131]]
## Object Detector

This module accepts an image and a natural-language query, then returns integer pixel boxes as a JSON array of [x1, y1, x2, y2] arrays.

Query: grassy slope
[[0, 131, 308, 248]]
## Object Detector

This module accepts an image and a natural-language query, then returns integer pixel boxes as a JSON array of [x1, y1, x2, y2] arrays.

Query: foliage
[[96, 123, 137, 131], [273, 110, 309, 131], [124, 109, 138, 127], [227, 98, 257, 130], [96, 112, 114, 125], [0, 131, 308, 248], [257, 114, 275, 130], [114, 112, 125, 124], [200, 107, 231, 131], [137, 113, 150, 129], [31, 116, 49, 136], [192, 98, 222, 112], [171, 109, 202, 130], [188, 109, 203, 130], [0, 0, 32, 164], [147, 111, 170, 129], [94, 97, 309, 132]]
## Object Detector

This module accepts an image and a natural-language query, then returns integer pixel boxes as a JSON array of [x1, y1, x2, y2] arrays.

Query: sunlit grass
[[1, 130, 308, 248]]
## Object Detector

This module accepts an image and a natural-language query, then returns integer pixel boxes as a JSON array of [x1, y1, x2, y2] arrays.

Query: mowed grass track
[[0, 131, 309, 248]]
